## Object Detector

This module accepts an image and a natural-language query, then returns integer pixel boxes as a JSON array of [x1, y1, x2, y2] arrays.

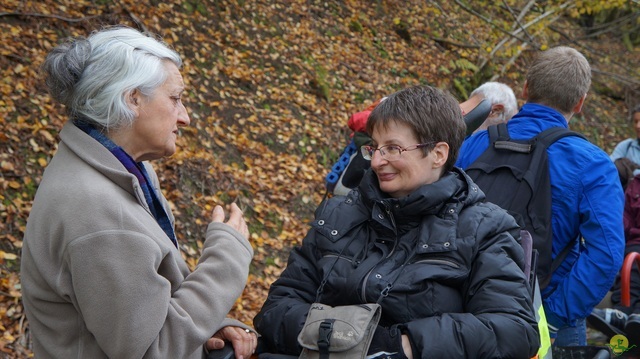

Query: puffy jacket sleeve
[[253, 228, 322, 355], [405, 207, 540, 358]]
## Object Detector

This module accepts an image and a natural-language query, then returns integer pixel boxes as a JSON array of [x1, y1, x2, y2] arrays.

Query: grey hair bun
[[41, 38, 92, 107]]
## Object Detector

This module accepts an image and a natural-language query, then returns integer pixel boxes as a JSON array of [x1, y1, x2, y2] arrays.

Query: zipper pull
[[377, 283, 392, 303], [315, 279, 327, 302]]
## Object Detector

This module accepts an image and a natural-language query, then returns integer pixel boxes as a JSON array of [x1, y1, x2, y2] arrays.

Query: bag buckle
[[318, 319, 334, 356]]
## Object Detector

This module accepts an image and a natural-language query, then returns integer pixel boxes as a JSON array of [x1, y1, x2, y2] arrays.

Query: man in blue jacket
[[456, 46, 624, 346]]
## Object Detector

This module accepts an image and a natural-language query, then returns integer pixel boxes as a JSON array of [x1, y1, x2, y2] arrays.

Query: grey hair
[[525, 46, 591, 114], [41, 26, 182, 129], [470, 81, 518, 122]]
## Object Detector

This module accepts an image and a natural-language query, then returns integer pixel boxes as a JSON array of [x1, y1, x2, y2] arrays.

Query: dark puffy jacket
[[254, 168, 540, 358]]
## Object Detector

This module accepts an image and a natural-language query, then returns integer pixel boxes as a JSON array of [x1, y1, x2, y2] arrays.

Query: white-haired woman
[[21, 26, 256, 359]]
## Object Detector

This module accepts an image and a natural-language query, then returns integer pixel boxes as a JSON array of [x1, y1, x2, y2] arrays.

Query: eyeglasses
[[360, 142, 435, 162]]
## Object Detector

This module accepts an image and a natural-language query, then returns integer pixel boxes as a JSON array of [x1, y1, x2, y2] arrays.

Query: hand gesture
[[211, 203, 249, 240]]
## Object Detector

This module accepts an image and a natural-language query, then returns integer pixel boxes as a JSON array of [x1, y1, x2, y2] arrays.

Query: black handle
[[206, 345, 235, 359], [463, 98, 492, 136]]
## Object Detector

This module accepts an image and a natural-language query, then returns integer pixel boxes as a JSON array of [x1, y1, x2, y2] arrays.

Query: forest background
[[0, 0, 639, 357]]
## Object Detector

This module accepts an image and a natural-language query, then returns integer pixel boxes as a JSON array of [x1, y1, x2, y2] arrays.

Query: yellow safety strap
[[533, 280, 552, 359]]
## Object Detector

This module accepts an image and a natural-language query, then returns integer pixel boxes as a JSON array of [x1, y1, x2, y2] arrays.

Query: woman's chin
[[379, 183, 398, 197]]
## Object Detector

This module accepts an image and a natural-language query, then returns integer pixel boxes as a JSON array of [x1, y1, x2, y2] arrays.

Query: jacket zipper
[[360, 203, 398, 301], [413, 258, 460, 268], [323, 254, 354, 263]]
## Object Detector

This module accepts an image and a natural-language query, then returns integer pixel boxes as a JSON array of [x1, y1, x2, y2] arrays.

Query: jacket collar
[[507, 103, 569, 138], [59, 122, 146, 205], [357, 167, 479, 224]]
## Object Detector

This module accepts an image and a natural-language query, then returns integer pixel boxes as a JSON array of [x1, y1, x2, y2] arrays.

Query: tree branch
[[592, 69, 640, 87], [502, 0, 536, 44], [548, 25, 639, 84], [477, 1, 574, 73], [117, 1, 149, 33], [0, 12, 99, 23], [481, 0, 537, 73], [454, 0, 534, 46], [576, 13, 640, 40], [430, 36, 481, 49]]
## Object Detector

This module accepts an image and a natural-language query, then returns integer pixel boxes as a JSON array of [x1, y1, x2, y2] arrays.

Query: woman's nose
[[370, 150, 387, 168], [178, 103, 190, 126]]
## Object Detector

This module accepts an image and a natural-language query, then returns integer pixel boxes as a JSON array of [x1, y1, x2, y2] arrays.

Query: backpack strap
[[532, 126, 588, 290], [490, 123, 534, 153], [539, 236, 578, 290], [535, 126, 587, 147], [488, 123, 510, 143]]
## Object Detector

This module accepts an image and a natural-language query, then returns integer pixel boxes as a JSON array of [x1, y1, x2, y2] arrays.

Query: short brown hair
[[526, 46, 591, 114], [366, 85, 465, 172]]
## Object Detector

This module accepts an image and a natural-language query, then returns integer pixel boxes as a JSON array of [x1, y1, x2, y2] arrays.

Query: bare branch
[[116, 0, 149, 33], [576, 12, 640, 40], [486, 0, 537, 80], [513, 0, 536, 24], [0, 12, 99, 23], [454, 0, 532, 46], [502, 0, 535, 44], [478, 1, 574, 72], [592, 69, 640, 87], [495, 11, 566, 79], [548, 25, 639, 83], [430, 36, 481, 49], [0, 53, 29, 62]]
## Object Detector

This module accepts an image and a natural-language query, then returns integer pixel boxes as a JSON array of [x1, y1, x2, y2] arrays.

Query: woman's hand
[[205, 326, 257, 359], [212, 203, 249, 240]]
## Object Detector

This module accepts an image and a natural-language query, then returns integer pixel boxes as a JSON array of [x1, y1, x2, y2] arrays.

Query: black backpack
[[465, 123, 587, 289]]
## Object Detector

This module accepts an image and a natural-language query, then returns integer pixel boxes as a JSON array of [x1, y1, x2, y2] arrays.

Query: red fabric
[[347, 110, 371, 133], [347, 98, 384, 133]]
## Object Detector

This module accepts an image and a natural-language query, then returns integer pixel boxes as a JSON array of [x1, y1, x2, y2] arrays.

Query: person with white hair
[[459, 81, 518, 134], [21, 26, 257, 358]]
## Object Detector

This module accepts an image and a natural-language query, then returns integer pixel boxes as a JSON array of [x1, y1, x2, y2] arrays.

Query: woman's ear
[[431, 142, 449, 169], [126, 89, 141, 116]]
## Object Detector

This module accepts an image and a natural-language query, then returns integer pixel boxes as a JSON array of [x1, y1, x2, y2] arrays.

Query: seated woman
[[21, 26, 256, 358], [254, 85, 540, 358]]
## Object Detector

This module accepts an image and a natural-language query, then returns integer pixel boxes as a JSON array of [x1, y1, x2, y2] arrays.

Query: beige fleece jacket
[[21, 122, 254, 358]]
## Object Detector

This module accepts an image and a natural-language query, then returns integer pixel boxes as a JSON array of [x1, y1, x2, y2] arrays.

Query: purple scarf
[[75, 120, 178, 247]]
